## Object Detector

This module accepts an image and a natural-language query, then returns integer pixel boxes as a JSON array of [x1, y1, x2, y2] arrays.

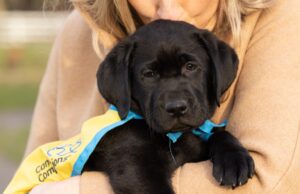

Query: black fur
[[85, 20, 254, 194]]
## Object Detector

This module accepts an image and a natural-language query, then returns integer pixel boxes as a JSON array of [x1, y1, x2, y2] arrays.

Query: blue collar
[[166, 120, 227, 143], [110, 105, 227, 143]]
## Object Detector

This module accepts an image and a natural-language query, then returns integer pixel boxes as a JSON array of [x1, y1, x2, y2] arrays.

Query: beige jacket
[[25, 0, 300, 193]]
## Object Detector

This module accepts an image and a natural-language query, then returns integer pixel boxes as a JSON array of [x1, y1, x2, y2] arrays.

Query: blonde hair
[[215, 0, 275, 43], [71, 0, 276, 56]]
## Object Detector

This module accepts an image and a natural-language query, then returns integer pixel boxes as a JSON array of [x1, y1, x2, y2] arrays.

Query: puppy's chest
[[170, 133, 209, 167], [86, 119, 208, 171]]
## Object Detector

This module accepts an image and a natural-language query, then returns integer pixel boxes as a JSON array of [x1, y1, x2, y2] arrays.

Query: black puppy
[[84, 20, 254, 194]]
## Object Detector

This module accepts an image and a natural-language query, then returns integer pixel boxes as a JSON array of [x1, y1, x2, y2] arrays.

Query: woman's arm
[[171, 0, 300, 193], [25, 10, 112, 193], [24, 19, 62, 156]]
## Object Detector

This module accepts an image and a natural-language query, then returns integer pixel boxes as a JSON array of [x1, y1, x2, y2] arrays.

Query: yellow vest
[[4, 106, 142, 194], [4, 105, 226, 194]]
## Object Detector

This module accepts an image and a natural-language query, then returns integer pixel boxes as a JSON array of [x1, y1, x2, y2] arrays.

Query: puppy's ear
[[194, 30, 239, 106], [97, 40, 135, 119]]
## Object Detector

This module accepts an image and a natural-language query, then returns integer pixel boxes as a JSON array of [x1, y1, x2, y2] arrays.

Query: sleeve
[[171, 0, 300, 193], [24, 10, 88, 155], [23, 24, 61, 156], [80, 172, 114, 194]]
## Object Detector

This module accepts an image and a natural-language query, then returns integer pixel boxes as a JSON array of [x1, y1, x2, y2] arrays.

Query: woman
[[28, 0, 300, 193]]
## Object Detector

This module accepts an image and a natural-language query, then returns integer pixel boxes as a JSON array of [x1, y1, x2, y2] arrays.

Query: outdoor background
[[0, 0, 72, 191]]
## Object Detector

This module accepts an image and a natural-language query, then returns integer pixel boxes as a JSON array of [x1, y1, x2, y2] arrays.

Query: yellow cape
[[4, 106, 141, 194], [4, 105, 225, 194]]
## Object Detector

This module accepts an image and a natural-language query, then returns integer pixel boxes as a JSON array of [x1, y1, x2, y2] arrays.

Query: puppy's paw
[[212, 149, 255, 188]]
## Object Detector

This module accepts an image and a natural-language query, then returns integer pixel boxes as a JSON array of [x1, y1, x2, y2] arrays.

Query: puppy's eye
[[143, 69, 157, 78], [184, 62, 198, 71]]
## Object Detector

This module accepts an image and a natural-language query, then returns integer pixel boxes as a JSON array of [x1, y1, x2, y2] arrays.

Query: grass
[[0, 83, 39, 110], [0, 43, 50, 84], [0, 126, 30, 162], [0, 43, 51, 162], [0, 43, 50, 109]]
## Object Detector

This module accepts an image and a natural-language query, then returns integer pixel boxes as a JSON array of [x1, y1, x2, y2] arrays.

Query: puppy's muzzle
[[165, 99, 188, 117]]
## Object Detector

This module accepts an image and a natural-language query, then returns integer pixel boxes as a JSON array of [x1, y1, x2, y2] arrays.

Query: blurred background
[[0, 0, 72, 191]]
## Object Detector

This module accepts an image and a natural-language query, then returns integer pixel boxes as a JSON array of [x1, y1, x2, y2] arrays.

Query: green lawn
[[0, 84, 39, 110], [0, 43, 50, 109], [0, 43, 50, 84], [0, 43, 51, 162], [0, 127, 29, 162]]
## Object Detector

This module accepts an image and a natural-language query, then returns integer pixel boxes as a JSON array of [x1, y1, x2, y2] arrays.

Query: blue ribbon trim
[[71, 105, 142, 176], [167, 119, 227, 143], [71, 105, 227, 175], [112, 105, 227, 143]]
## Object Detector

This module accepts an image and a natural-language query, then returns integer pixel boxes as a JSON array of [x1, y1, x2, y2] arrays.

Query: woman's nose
[[156, 0, 183, 20]]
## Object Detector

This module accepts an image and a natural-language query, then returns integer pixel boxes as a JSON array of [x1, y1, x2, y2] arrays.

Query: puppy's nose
[[165, 100, 188, 116]]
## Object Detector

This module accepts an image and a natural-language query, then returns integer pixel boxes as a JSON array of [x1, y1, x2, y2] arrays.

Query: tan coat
[[25, 0, 300, 193]]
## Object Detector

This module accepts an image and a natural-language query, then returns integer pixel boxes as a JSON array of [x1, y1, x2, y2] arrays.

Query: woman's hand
[[29, 176, 80, 194]]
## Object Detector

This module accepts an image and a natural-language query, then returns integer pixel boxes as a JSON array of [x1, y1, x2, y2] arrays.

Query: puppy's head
[[97, 20, 238, 133]]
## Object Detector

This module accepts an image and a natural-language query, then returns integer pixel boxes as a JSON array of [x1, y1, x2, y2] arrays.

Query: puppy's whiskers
[[147, 111, 155, 132], [169, 140, 178, 166], [146, 109, 159, 140], [145, 107, 153, 126]]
